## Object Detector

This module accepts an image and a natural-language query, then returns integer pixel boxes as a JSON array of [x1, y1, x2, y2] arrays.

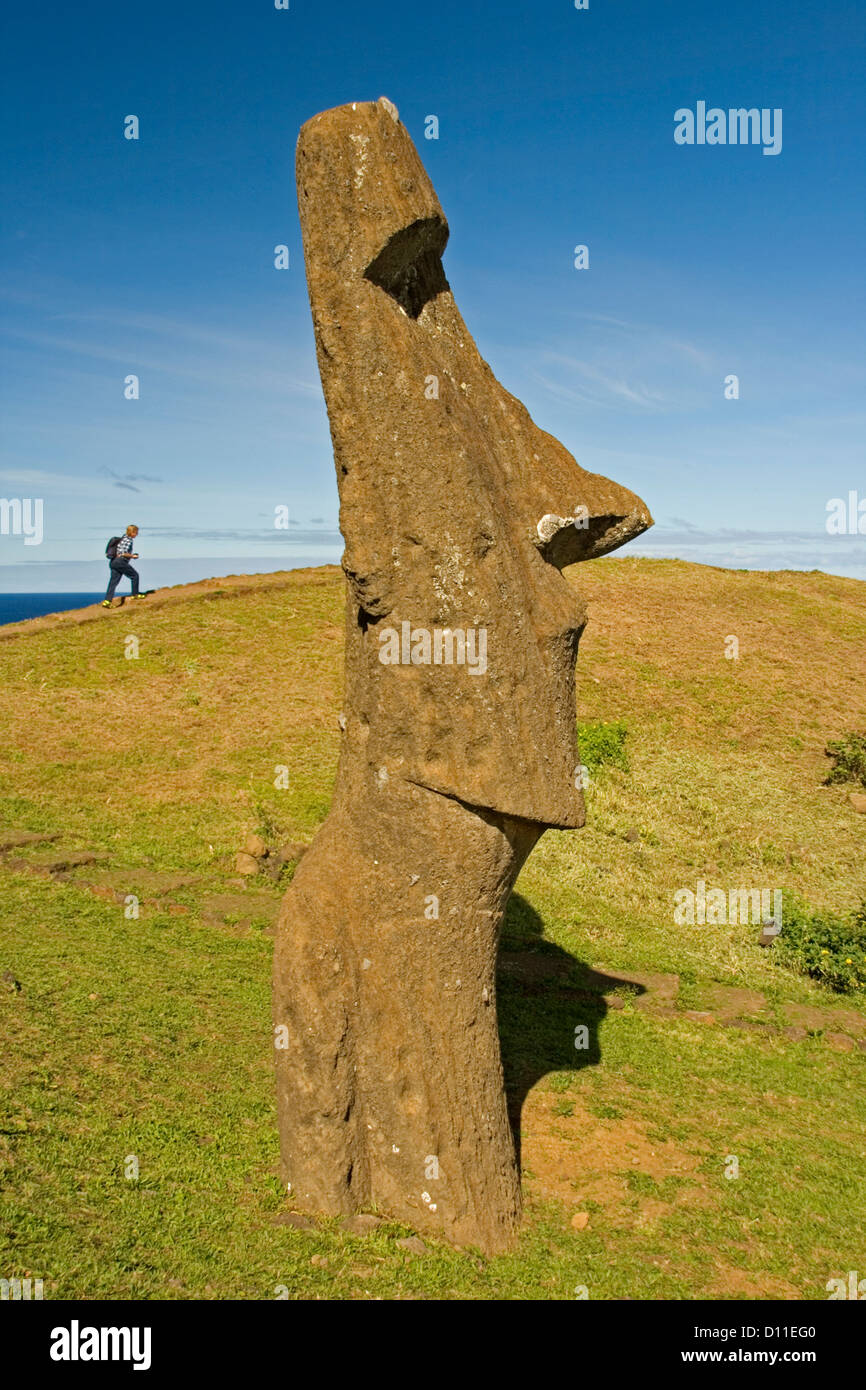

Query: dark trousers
[[106, 559, 140, 600]]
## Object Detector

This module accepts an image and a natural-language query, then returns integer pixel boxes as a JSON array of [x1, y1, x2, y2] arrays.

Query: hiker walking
[[102, 525, 144, 607]]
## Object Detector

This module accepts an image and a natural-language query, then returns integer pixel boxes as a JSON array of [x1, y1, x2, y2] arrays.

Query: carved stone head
[[297, 97, 652, 828]]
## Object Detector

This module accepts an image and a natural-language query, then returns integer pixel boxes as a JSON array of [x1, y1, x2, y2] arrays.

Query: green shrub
[[577, 719, 629, 775], [824, 732, 866, 788], [776, 894, 866, 994]]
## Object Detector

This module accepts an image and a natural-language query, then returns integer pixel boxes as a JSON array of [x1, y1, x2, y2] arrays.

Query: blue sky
[[1, 0, 863, 590]]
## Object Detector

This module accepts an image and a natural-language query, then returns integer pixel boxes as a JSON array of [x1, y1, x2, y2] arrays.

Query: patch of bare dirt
[[707, 1264, 801, 1299], [701, 984, 769, 1020], [0, 830, 60, 851], [199, 891, 280, 930], [785, 1002, 866, 1038], [521, 1089, 704, 1228]]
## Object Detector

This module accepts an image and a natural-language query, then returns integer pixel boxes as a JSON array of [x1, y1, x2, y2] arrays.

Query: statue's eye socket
[[364, 218, 449, 320]]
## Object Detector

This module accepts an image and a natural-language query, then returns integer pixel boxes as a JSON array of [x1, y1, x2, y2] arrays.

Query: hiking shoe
[[132, 593, 146, 599], [101, 600, 111, 608]]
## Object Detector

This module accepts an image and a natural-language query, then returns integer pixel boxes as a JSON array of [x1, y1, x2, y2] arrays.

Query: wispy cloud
[[99, 466, 164, 493], [0, 467, 108, 494], [100, 467, 163, 484], [2, 323, 320, 398], [522, 311, 720, 414], [141, 526, 342, 545], [534, 354, 669, 411], [571, 312, 714, 371]]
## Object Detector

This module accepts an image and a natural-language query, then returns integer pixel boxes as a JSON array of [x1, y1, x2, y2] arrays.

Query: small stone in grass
[[341, 1213, 384, 1235], [396, 1236, 427, 1254], [570, 1211, 590, 1230], [273, 1211, 314, 1229]]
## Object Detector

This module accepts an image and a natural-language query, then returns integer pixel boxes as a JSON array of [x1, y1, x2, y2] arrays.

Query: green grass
[[577, 719, 630, 775], [2, 872, 862, 1301], [1, 559, 865, 1300]]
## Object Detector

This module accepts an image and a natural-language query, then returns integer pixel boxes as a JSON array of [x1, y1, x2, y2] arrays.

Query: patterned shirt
[[116, 534, 135, 557]]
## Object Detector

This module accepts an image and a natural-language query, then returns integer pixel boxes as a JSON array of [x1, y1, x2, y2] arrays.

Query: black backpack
[[106, 536, 122, 560]]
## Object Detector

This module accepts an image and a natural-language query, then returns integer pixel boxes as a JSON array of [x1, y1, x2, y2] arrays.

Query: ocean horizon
[[0, 593, 106, 626]]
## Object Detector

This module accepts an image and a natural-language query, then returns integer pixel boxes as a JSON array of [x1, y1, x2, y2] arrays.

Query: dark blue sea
[[0, 593, 105, 625]]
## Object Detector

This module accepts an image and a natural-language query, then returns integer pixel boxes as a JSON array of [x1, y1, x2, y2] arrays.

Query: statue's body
[[273, 97, 652, 1252]]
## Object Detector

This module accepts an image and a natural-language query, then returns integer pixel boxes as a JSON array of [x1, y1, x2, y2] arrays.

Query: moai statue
[[273, 96, 652, 1253]]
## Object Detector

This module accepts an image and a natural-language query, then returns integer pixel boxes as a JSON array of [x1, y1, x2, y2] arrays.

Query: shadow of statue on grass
[[497, 892, 646, 1167]]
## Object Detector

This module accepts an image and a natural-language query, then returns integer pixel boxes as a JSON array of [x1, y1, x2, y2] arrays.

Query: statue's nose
[[532, 471, 653, 569]]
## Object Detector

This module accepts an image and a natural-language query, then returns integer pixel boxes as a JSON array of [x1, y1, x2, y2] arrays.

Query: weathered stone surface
[[340, 1213, 384, 1235], [5, 851, 105, 876], [276, 841, 307, 865], [396, 1236, 427, 1255], [273, 97, 652, 1254], [0, 830, 60, 852], [234, 852, 260, 876], [272, 1211, 315, 1229]]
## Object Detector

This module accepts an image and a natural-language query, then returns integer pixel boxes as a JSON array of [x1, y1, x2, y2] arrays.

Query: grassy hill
[[1, 557, 864, 1300]]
